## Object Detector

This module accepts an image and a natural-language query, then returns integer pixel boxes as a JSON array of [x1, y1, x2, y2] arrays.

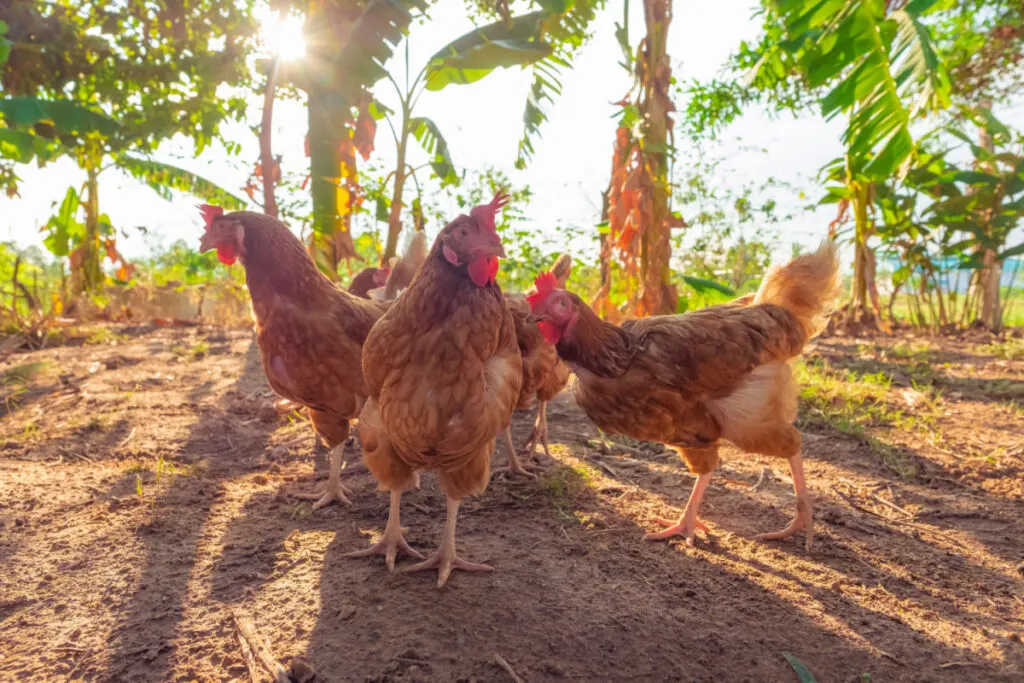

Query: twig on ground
[[117, 427, 136, 449], [751, 467, 771, 492], [235, 628, 262, 683], [232, 611, 289, 683], [832, 485, 964, 547], [868, 490, 915, 519], [494, 654, 525, 683]]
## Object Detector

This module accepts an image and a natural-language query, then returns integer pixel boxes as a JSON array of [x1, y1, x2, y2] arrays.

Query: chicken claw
[[403, 496, 492, 588], [345, 490, 423, 570], [295, 481, 354, 510], [493, 427, 540, 480], [644, 471, 713, 546], [754, 452, 814, 551], [755, 495, 814, 551], [644, 515, 709, 546], [294, 443, 356, 509]]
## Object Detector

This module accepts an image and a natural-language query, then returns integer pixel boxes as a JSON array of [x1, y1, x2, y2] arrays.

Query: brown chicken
[[198, 206, 385, 509], [496, 254, 573, 477], [348, 266, 390, 299], [347, 193, 523, 587], [373, 230, 428, 301], [527, 242, 841, 549]]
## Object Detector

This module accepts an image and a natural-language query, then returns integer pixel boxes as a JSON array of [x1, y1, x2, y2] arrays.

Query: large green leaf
[[424, 12, 554, 91], [0, 128, 61, 164], [516, 54, 569, 168], [757, 0, 951, 178], [0, 98, 120, 137], [42, 186, 85, 258], [682, 275, 736, 297], [116, 156, 247, 209], [409, 117, 457, 186]]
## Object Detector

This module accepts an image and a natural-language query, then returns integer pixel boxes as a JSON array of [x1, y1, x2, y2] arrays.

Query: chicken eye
[[459, 227, 469, 237]]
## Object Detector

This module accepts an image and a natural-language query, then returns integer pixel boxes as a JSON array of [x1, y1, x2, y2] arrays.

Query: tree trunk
[[260, 55, 280, 219], [975, 98, 1001, 330], [638, 0, 676, 316], [79, 160, 103, 293], [382, 121, 410, 265], [307, 92, 342, 278]]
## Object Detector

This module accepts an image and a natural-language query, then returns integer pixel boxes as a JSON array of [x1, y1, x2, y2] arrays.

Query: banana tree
[[744, 0, 952, 328], [374, 11, 558, 262], [598, 0, 682, 317], [2, 0, 257, 292], [919, 110, 1024, 331], [0, 97, 246, 291]]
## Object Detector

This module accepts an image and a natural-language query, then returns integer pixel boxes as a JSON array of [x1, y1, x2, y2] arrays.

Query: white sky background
[[1, 0, 1022, 268]]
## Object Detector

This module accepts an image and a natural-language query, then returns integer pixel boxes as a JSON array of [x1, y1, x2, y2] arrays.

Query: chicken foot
[[754, 451, 814, 551], [493, 426, 540, 479], [404, 496, 493, 588], [521, 401, 551, 462], [345, 489, 423, 570], [644, 472, 712, 546], [294, 443, 354, 509]]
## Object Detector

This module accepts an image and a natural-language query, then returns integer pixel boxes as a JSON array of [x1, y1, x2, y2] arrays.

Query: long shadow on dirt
[[101, 338, 272, 681]]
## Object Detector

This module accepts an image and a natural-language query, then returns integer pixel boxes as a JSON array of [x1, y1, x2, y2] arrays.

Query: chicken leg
[[754, 451, 814, 551], [295, 443, 354, 509], [521, 401, 551, 463], [404, 496, 493, 588], [345, 489, 423, 570], [644, 472, 712, 546], [493, 426, 539, 479]]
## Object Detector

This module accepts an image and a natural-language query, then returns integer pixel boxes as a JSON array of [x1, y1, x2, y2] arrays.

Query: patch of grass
[[978, 338, 1024, 361], [84, 327, 122, 346], [171, 341, 209, 362], [797, 359, 921, 477], [888, 340, 933, 362], [537, 463, 599, 524], [22, 421, 40, 440]]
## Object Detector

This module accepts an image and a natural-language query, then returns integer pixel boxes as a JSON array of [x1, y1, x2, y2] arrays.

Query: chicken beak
[[198, 233, 214, 253], [524, 313, 541, 324]]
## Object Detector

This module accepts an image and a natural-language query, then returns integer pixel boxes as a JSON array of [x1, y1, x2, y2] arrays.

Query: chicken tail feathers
[[754, 240, 841, 339]]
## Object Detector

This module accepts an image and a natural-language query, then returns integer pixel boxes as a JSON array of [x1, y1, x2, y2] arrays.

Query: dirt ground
[[1, 324, 1022, 682]]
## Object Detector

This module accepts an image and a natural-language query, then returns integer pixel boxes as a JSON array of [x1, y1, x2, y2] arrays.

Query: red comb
[[526, 271, 557, 312], [199, 204, 224, 231], [469, 191, 510, 236]]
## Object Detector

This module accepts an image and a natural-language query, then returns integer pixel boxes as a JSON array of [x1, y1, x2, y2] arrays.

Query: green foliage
[[0, 97, 119, 137], [409, 117, 458, 186], [42, 187, 84, 258], [424, 11, 554, 90], [116, 156, 248, 210], [749, 0, 952, 178]]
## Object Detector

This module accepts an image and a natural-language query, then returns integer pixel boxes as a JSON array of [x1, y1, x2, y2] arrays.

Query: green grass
[[977, 338, 1024, 361], [171, 341, 209, 361], [796, 359, 932, 478], [84, 327, 122, 345]]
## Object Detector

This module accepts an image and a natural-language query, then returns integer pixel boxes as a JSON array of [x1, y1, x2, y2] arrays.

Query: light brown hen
[[528, 242, 841, 549]]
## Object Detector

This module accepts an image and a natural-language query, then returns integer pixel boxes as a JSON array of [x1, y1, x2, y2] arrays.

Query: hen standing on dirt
[[348, 193, 522, 587], [198, 206, 384, 509], [528, 242, 841, 549]]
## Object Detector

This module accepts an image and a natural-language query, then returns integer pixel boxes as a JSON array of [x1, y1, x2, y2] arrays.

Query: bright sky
[[1, 1, 1021, 266]]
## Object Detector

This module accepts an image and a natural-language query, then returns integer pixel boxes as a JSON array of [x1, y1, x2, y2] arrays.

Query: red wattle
[[217, 245, 237, 265], [537, 320, 561, 345], [468, 255, 499, 287]]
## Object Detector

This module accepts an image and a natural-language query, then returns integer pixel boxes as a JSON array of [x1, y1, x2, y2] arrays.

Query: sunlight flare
[[259, 10, 306, 61]]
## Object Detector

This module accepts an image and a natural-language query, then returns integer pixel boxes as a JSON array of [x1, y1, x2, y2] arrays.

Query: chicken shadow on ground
[[101, 336, 274, 681], [279, 400, 1023, 682]]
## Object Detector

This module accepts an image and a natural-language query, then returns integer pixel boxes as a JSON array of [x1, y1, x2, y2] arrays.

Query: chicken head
[[526, 271, 581, 344], [197, 204, 246, 266], [439, 192, 509, 287]]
